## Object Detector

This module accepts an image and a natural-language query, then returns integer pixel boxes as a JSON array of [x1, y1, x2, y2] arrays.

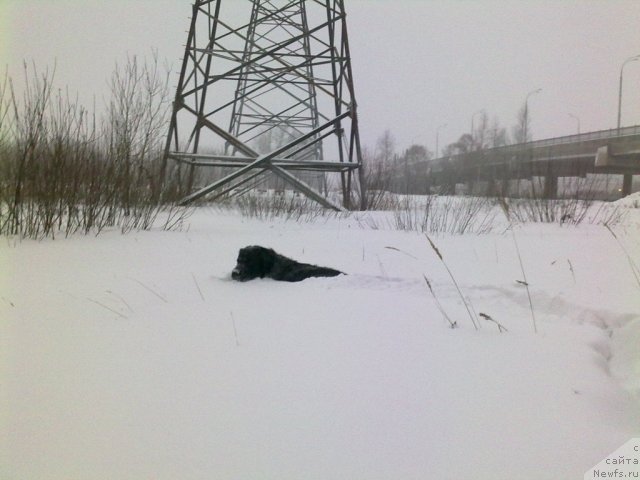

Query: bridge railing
[[519, 124, 640, 149], [431, 124, 640, 163]]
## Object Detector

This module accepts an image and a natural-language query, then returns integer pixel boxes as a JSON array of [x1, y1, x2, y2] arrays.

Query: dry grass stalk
[[479, 312, 508, 333], [423, 275, 457, 329], [509, 227, 537, 333], [425, 234, 479, 330], [605, 224, 640, 289]]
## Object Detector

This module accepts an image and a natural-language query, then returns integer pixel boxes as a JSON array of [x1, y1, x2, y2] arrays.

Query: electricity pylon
[[164, 0, 365, 210]]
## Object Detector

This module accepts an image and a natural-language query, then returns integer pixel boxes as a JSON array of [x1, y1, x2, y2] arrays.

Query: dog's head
[[231, 246, 277, 281]]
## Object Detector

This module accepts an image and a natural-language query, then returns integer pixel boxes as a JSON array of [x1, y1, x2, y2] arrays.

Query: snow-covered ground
[[1, 200, 639, 479]]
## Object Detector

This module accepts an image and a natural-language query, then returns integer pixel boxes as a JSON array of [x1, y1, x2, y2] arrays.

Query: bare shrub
[[104, 51, 174, 207], [354, 155, 400, 211], [393, 195, 497, 235], [587, 202, 628, 227], [217, 190, 335, 223], [0, 56, 190, 240], [499, 197, 627, 228], [494, 172, 623, 227]]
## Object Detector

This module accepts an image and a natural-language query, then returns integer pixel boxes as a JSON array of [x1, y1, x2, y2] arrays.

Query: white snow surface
[[1, 206, 639, 480], [613, 191, 640, 208]]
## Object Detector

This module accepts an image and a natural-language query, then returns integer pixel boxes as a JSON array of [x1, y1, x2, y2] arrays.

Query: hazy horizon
[[2, 0, 640, 153]]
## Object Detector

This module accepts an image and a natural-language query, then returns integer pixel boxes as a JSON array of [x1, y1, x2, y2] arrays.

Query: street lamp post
[[523, 88, 542, 143], [617, 54, 640, 130], [568, 113, 580, 134], [617, 54, 640, 198], [435, 123, 447, 158]]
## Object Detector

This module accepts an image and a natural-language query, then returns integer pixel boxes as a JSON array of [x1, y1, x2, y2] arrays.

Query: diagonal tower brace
[[164, 0, 365, 210]]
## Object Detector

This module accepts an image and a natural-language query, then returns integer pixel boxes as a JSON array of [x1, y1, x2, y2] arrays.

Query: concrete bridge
[[422, 125, 640, 198]]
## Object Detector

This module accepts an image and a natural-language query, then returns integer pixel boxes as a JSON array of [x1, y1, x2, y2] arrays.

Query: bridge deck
[[429, 125, 640, 179]]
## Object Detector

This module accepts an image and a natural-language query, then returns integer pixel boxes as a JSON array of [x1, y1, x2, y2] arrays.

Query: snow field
[[1, 206, 639, 479]]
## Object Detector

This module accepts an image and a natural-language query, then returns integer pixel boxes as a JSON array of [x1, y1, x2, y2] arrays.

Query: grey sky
[[3, 0, 640, 153]]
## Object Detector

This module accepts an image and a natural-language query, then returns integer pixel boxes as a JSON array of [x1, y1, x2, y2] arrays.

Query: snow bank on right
[[612, 191, 640, 208]]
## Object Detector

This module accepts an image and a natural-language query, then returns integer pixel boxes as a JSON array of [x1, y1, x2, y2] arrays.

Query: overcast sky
[[2, 0, 640, 153]]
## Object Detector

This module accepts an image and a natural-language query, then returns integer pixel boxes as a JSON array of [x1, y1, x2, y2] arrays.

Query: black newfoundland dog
[[232, 245, 343, 282]]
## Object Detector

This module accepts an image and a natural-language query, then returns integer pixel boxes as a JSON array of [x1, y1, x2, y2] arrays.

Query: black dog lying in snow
[[232, 245, 343, 282]]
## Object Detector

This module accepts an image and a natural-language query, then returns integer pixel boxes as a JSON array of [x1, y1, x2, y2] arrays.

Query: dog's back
[[232, 245, 343, 282]]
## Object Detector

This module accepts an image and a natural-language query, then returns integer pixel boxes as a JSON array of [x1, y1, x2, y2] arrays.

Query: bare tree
[[474, 114, 510, 149], [512, 102, 531, 144], [489, 116, 509, 147], [399, 144, 431, 194], [442, 133, 474, 156], [472, 111, 489, 150], [104, 50, 172, 206], [375, 129, 396, 167]]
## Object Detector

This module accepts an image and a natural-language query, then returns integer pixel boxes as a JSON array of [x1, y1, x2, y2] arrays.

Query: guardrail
[[431, 124, 640, 162], [516, 124, 640, 149]]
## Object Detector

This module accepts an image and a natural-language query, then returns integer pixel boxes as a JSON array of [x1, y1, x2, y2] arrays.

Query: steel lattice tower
[[164, 0, 365, 210]]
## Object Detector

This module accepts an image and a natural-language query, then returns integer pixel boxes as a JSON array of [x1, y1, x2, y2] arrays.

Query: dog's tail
[[307, 266, 343, 278]]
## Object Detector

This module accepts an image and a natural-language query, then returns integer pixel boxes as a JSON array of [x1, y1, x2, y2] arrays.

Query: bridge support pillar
[[501, 176, 510, 197], [622, 174, 633, 197], [486, 178, 498, 197], [544, 174, 558, 199], [465, 179, 475, 195]]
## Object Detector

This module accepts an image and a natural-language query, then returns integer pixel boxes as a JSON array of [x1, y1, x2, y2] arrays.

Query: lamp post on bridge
[[523, 88, 542, 143], [617, 54, 640, 198], [617, 54, 640, 130]]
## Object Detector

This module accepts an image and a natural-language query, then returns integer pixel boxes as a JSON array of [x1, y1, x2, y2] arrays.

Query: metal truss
[[164, 0, 365, 210]]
